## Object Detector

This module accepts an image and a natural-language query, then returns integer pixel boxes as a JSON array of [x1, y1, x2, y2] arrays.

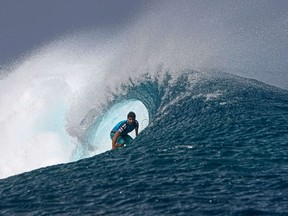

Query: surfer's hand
[[112, 143, 124, 149], [115, 144, 124, 148]]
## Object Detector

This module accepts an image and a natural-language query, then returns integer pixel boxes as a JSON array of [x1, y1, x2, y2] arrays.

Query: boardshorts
[[110, 132, 133, 145]]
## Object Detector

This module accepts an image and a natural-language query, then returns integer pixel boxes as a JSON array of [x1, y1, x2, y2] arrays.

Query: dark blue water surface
[[1, 70, 288, 215]]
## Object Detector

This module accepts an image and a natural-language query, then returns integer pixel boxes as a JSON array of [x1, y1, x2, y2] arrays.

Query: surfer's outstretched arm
[[112, 131, 121, 149]]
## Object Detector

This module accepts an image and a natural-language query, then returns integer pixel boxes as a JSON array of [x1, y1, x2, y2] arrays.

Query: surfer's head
[[127, 111, 136, 124]]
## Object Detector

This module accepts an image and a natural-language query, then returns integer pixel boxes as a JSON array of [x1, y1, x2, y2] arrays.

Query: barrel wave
[[1, 69, 288, 215], [1, 0, 288, 214]]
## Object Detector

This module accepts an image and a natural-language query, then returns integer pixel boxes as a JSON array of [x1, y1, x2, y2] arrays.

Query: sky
[[0, 0, 287, 89], [0, 0, 151, 66]]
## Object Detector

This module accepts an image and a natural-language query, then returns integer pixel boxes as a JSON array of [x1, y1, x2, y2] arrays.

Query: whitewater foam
[[0, 38, 149, 179]]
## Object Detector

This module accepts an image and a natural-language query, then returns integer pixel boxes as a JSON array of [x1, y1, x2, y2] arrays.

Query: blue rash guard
[[112, 120, 139, 136]]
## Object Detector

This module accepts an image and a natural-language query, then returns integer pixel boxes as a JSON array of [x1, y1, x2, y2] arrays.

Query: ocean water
[[0, 69, 288, 215], [1, 1, 288, 214]]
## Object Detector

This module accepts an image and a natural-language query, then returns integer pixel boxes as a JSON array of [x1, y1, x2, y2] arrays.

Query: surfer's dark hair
[[127, 112, 136, 120]]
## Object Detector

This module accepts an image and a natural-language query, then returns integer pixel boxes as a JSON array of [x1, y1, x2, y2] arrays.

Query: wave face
[[1, 70, 288, 215]]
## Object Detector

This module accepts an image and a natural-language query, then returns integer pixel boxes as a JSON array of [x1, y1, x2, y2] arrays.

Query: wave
[[1, 0, 288, 180], [1, 41, 287, 179], [1, 67, 287, 214], [1, 1, 288, 214]]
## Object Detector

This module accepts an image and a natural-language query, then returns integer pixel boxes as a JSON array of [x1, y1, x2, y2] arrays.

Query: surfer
[[110, 111, 139, 149]]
